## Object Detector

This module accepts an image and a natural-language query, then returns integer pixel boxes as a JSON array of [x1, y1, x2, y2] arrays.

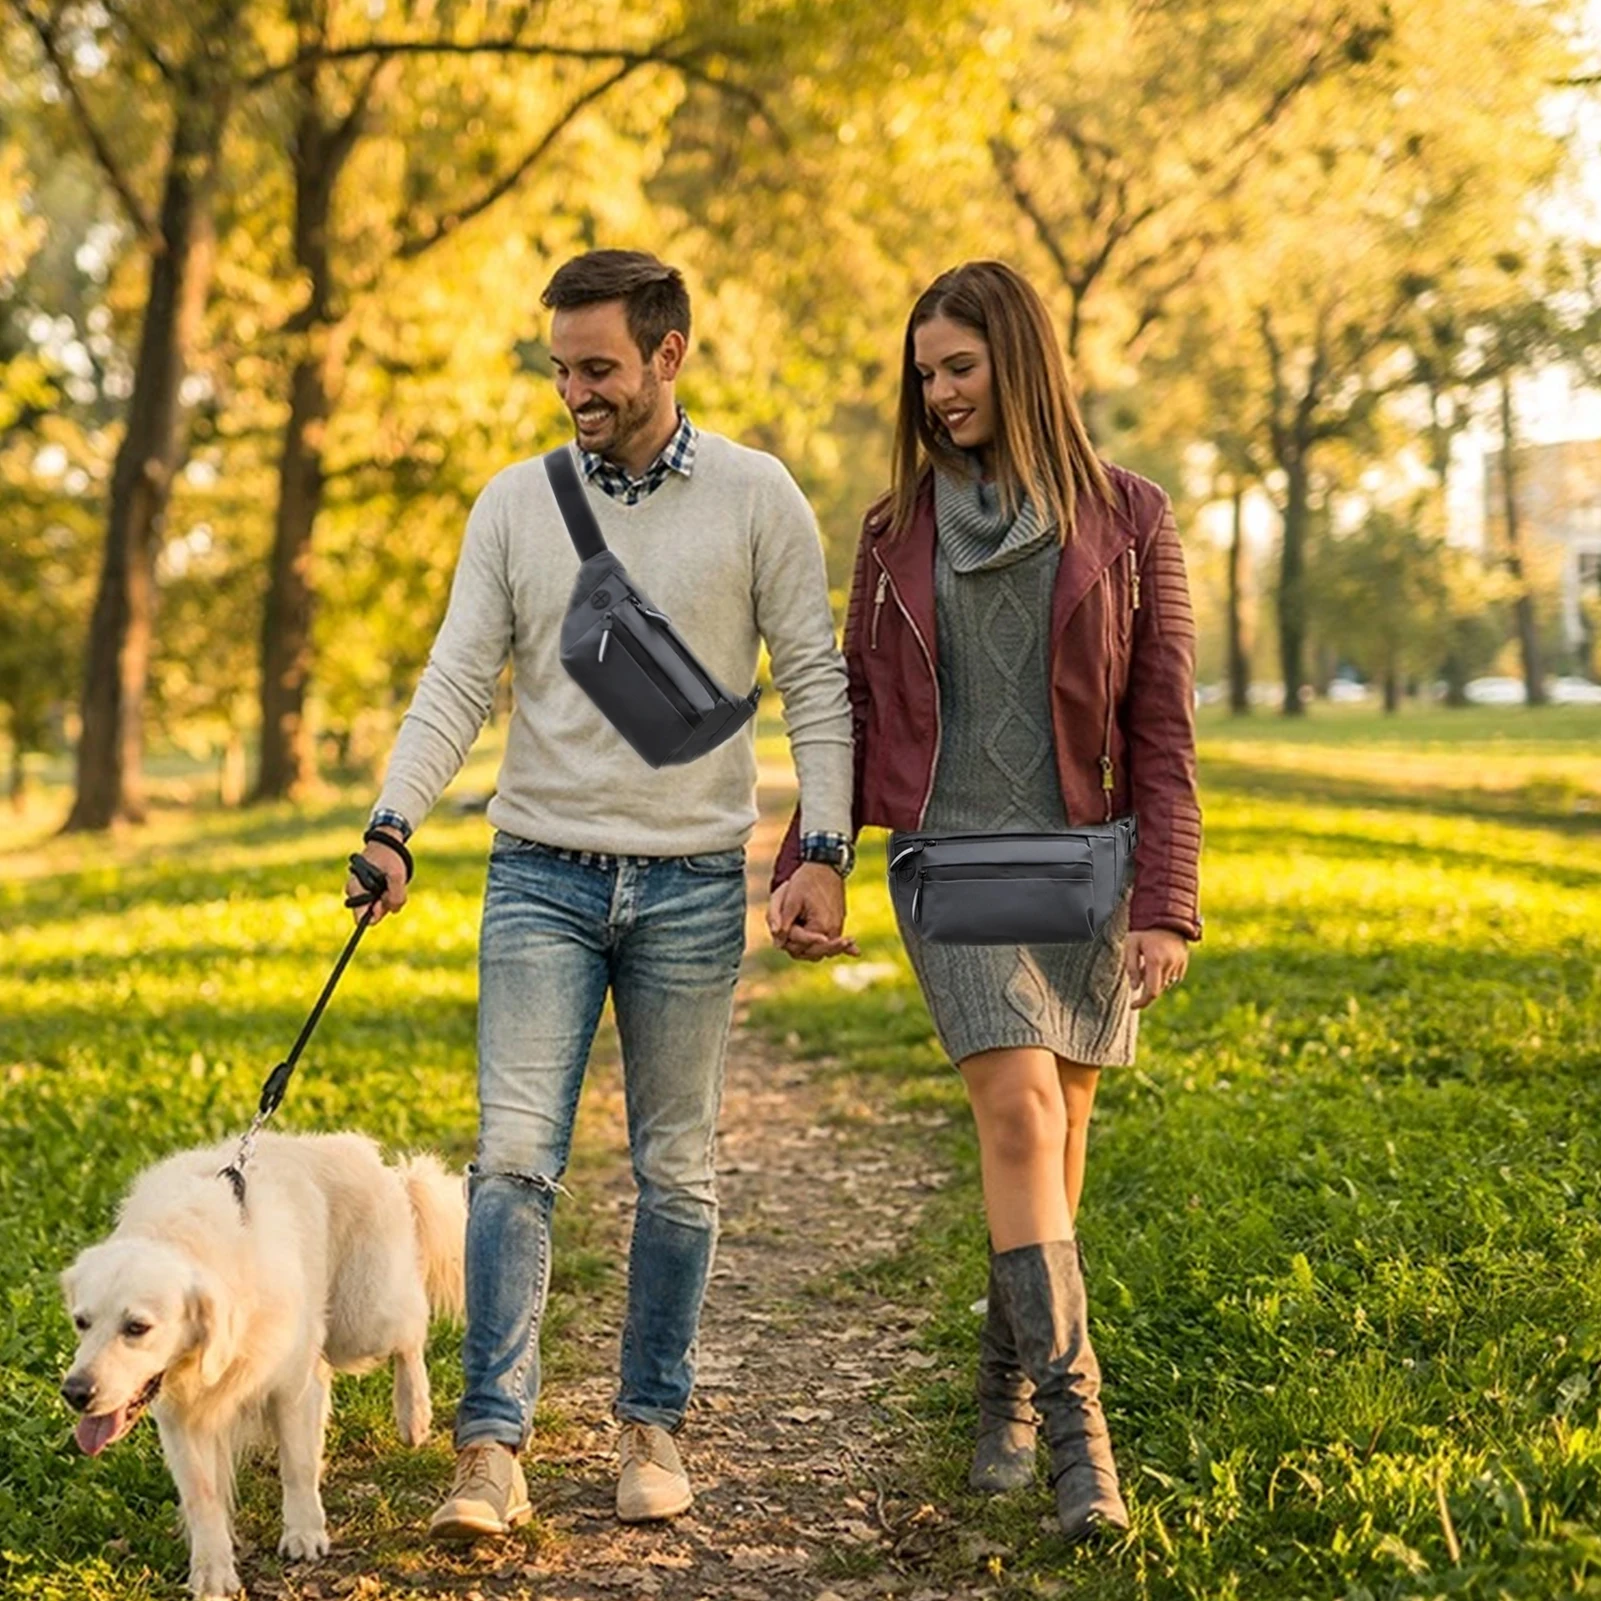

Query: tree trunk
[[1277, 457, 1310, 716], [1497, 372, 1545, 707], [63, 40, 235, 832], [255, 346, 337, 799], [1227, 481, 1252, 715], [9, 740, 24, 812], [1383, 664, 1400, 714], [218, 728, 248, 806], [254, 41, 358, 802]]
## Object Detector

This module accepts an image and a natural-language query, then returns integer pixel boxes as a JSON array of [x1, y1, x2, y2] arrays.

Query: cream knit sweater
[[374, 435, 853, 855]]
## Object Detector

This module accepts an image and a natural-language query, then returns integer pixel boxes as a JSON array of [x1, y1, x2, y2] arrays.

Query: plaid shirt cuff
[[368, 808, 413, 843]]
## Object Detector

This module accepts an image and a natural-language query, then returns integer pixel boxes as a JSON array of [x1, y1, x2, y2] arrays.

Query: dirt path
[[254, 783, 995, 1601], [493, 1012, 970, 1601]]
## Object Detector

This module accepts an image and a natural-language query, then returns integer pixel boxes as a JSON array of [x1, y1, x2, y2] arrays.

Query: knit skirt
[[888, 829, 1140, 1069]]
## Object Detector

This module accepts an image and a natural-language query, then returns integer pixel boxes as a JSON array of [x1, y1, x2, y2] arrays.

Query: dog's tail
[[399, 1154, 466, 1322]]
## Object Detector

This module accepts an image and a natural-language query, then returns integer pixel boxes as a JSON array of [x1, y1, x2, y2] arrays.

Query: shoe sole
[[616, 1488, 693, 1524], [428, 1502, 533, 1543]]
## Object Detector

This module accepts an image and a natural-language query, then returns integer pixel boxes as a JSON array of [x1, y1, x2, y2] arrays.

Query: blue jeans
[[454, 833, 747, 1449]]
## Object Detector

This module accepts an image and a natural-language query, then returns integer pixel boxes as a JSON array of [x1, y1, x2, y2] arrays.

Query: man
[[347, 251, 857, 1535]]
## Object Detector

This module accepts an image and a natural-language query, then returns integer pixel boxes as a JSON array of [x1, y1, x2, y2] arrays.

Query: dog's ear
[[186, 1268, 239, 1386]]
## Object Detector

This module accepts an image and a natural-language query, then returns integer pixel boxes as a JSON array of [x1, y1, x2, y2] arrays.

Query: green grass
[[0, 777, 625, 1598], [3, 703, 1600, 1598], [744, 704, 1601, 1599]]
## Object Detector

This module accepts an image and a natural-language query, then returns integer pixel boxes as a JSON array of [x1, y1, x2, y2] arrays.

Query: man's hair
[[540, 250, 691, 359]]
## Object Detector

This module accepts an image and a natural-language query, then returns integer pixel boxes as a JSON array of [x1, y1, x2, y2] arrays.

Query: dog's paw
[[279, 1522, 330, 1562], [188, 1555, 242, 1598]]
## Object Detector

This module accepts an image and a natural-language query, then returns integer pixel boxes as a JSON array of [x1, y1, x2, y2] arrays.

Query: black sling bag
[[887, 814, 1138, 944], [545, 447, 761, 768]]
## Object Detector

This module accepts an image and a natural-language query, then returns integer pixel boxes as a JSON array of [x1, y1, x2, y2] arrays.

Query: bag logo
[[591, 588, 612, 609]]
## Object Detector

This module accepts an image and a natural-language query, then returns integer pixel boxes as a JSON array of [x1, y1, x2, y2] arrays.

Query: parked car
[[1326, 679, 1371, 703], [1549, 676, 1601, 704], [1463, 676, 1528, 705]]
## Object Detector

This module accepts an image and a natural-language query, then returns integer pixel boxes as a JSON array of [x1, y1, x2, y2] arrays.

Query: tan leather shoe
[[428, 1441, 532, 1541], [616, 1422, 693, 1522]]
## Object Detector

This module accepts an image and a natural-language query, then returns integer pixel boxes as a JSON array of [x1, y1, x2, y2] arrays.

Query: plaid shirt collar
[[580, 406, 697, 505]]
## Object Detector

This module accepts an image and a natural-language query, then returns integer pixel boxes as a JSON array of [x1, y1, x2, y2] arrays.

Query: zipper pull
[[870, 570, 888, 650], [598, 614, 613, 661], [629, 595, 670, 624], [1099, 754, 1114, 791], [1129, 547, 1141, 610]]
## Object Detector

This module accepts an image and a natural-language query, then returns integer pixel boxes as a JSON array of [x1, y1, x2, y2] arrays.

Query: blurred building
[[1484, 438, 1601, 662]]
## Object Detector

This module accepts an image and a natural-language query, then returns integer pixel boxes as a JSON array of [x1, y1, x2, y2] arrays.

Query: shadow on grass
[[0, 840, 494, 929], [1200, 753, 1601, 836], [1198, 821, 1601, 896]]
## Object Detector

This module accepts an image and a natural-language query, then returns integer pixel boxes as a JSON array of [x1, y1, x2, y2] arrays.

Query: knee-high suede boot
[[968, 1250, 1038, 1492], [990, 1238, 1129, 1540]]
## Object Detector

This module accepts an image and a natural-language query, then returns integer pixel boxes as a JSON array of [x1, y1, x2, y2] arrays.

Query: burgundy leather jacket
[[771, 463, 1203, 941]]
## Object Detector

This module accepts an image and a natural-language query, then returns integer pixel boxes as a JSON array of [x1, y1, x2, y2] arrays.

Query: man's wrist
[[368, 808, 413, 843], [799, 831, 854, 879]]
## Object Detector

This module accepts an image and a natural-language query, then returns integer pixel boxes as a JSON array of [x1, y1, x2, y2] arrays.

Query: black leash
[[218, 852, 398, 1208]]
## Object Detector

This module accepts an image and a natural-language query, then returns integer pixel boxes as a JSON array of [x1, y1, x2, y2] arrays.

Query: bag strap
[[544, 446, 607, 561]]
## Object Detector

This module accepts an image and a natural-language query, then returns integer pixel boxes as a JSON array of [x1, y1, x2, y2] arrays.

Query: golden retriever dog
[[59, 1131, 465, 1599]]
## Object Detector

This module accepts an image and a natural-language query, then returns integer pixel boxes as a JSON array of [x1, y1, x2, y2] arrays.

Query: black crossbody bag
[[887, 814, 1138, 944], [546, 447, 761, 768]]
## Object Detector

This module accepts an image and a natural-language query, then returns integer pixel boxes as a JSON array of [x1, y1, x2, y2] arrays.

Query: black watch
[[800, 839, 856, 879]]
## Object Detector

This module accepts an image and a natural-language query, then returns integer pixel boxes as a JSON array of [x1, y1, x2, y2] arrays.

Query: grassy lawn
[[2, 702, 1599, 1598], [745, 704, 1601, 1599]]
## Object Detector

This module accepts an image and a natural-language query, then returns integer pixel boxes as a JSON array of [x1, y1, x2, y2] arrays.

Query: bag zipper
[[625, 593, 722, 701], [595, 606, 698, 722]]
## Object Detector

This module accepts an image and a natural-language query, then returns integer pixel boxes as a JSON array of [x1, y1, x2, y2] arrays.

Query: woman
[[769, 261, 1202, 1542]]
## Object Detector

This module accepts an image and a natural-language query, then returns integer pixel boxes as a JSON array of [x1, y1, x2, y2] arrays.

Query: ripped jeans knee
[[455, 1163, 565, 1451]]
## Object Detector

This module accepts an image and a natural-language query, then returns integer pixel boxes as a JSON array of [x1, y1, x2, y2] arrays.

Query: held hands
[[767, 863, 859, 962], [1125, 927, 1188, 1009], [344, 833, 410, 925]]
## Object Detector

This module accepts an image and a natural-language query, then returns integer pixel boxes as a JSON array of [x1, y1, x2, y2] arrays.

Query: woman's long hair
[[883, 261, 1110, 542]]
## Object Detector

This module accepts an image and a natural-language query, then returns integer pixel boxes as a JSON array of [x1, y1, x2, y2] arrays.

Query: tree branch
[[12, 0, 159, 242], [329, 52, 390, 167], [250, 33, 743, 112], [989, 136, 1080, 294], [247, 32, 781, 144], [392, 60, 638, 261], [103, 0, 178, 84]]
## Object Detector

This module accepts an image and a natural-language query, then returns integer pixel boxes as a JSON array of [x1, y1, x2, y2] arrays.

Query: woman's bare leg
[[1055, 1057, 1101, 1224], [960, 1046, 1072, 1249]]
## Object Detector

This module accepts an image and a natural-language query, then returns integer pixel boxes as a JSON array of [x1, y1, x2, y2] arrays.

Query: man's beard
[[575, 369, 662, 460]]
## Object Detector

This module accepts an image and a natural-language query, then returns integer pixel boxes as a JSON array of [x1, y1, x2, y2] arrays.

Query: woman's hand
[[1124, 927, 1188, 1009]]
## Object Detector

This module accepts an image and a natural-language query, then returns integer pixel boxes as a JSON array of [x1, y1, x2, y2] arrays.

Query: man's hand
[[345, 833, 409, 925], [1124, 927, 1188, 1009], [767, 863, 859, 962]]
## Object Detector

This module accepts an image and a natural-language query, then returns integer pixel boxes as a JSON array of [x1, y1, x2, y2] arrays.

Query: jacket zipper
[[870, 570, 888, 650], [873, 549, 941, 827], [1099, 542, 1139, 821]]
